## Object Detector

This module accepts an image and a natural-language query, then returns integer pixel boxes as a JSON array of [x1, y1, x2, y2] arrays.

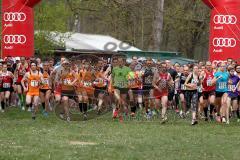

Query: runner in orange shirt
[[58, 60, 78, 121], [40, 62, 51, 116], [21, 61, 44, 120], [77, 61, 94, 120]]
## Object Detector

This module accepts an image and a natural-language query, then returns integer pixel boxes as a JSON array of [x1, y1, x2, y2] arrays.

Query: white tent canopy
[[49, 32, 141, 52]]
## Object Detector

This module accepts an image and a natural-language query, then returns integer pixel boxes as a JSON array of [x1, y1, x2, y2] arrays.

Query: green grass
[[0, 108, 240, 160]]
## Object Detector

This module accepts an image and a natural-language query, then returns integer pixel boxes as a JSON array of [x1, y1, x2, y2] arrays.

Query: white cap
[[15, 57, 20, 61]]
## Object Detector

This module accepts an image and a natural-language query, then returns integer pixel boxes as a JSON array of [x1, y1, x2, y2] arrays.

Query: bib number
[[63, 79, 71, 85], [207, 79, 212, 86], [117, 81, 125, 88], [31, 80, 39, 87], [83, 81, 92, 87], [228, 85, 235, 91], [218, 82, 227, 89], [3, 83, 10, 88], [43, 78, 49, 85], [181, 84, 186, 90]]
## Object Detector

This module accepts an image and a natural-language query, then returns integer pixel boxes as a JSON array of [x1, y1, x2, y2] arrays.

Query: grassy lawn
[[0, 108, 240, 160]]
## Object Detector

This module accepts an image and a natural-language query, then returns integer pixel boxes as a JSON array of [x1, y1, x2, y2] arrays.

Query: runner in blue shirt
[[212, 62, 229, 123]]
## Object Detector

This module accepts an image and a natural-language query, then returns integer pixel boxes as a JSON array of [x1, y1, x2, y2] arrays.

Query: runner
[[184, 65, 200, 125], [153, 62, 173, 123], [21, 61, 44, 120], [58, 60, 78, 121], [235, 64, 240, 122], [40, 62, 51, 116], [77, 61, 94, 120], [0, 62, 4, 112], [14, 56, 29, 110], [166, 60, 177, 110], [112, 57, 131, 122], [175, 66, 189, 118], [142, 58, 155, 118], [127, 62, 143, 117], [226, 66, 239, 124], [200, 61, 216, 121], [212, 62, 229, 123], [93, 60, 109, 114], [1, 63, 14, 111]]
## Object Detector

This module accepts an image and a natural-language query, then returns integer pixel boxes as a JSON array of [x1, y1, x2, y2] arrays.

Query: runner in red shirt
[[200, 61, 216, 121], [1, 63, 14, 111], [153, 62, 173, 123]]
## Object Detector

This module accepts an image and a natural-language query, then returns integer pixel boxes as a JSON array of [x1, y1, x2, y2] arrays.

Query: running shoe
[[222, 117, 226, 123], [32, 112, 36, 120], [130, 112, 135, 118], [66, 116, 71, 122], [237, 119, 240, 122], [161, 117, 168, 124], [43, 111, 49, 117], [226, 120, 230, 124], [119, 115, 123, 123], [83, 113, 87, 121], [1, 109, 5, 113], [28, 107, 32, 112], [112, 109, 119, 119], [59, 113, 64, 119], [179, 111, 186, 119], [191, 119, 198, 125], [21, 106, 25, 111]]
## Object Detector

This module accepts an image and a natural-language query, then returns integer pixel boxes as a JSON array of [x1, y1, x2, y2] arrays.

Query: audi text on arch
[[4, 35, 27, 44], [3, 12, 26, 22], [212, 38, 236, 48], [213, 15, 237, 25]]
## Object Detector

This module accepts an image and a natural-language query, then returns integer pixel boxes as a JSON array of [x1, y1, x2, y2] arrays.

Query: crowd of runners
[[0, 55, 239, 125]]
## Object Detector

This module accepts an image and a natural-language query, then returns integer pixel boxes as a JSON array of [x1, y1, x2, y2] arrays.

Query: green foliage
[[33, 0, 210, 59]]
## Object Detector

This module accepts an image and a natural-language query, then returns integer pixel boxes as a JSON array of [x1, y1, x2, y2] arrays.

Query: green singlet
[[112, 66, 131, 88]]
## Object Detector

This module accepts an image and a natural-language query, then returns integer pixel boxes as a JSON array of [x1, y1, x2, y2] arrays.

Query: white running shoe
[[222, 117, 226, 123], [21, 107, 25, 111], [226, 120, 230, 124], [27, 107, 32, 112]]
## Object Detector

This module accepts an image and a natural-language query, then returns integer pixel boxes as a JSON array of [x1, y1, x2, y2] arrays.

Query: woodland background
[[1, 0, 211, 60]]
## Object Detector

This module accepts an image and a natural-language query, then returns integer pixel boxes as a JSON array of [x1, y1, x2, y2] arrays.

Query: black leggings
[[185, 90, 198, 112]]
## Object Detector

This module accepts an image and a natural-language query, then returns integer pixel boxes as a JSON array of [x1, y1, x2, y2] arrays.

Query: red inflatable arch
[[202, 0, 240, 61], [1, 0, 240, 61], [1, 0, 41, 58]]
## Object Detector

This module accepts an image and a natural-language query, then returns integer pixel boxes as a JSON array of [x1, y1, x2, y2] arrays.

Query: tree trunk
[[152, 0, 164, 51]]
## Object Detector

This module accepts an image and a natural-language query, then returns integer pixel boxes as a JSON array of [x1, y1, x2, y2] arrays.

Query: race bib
[[128, 79, 136, 86], [30, 80, 39, 87], [207, 79, 212, 86], [117, 81, 125, 88], [228, 85, 235, 91], [181, 84, 186, 90], [63, 78, 71, 85], [83, 81, 92, 87], [218, 82, 227, 89], [198, 86, 202, 93], [3, 83, 10, 88], [144, 76, 153, 84], [43, 78, 49, 85]]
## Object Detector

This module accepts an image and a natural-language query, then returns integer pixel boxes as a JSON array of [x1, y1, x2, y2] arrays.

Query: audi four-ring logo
[[3, 35, 26, 44], [213, 38, 236, 48], [213, 15, 237, 24], [3, 12, 26, 22]]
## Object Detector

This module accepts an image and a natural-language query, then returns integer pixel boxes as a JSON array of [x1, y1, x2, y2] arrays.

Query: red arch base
[[1, 0, 41, 58]]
